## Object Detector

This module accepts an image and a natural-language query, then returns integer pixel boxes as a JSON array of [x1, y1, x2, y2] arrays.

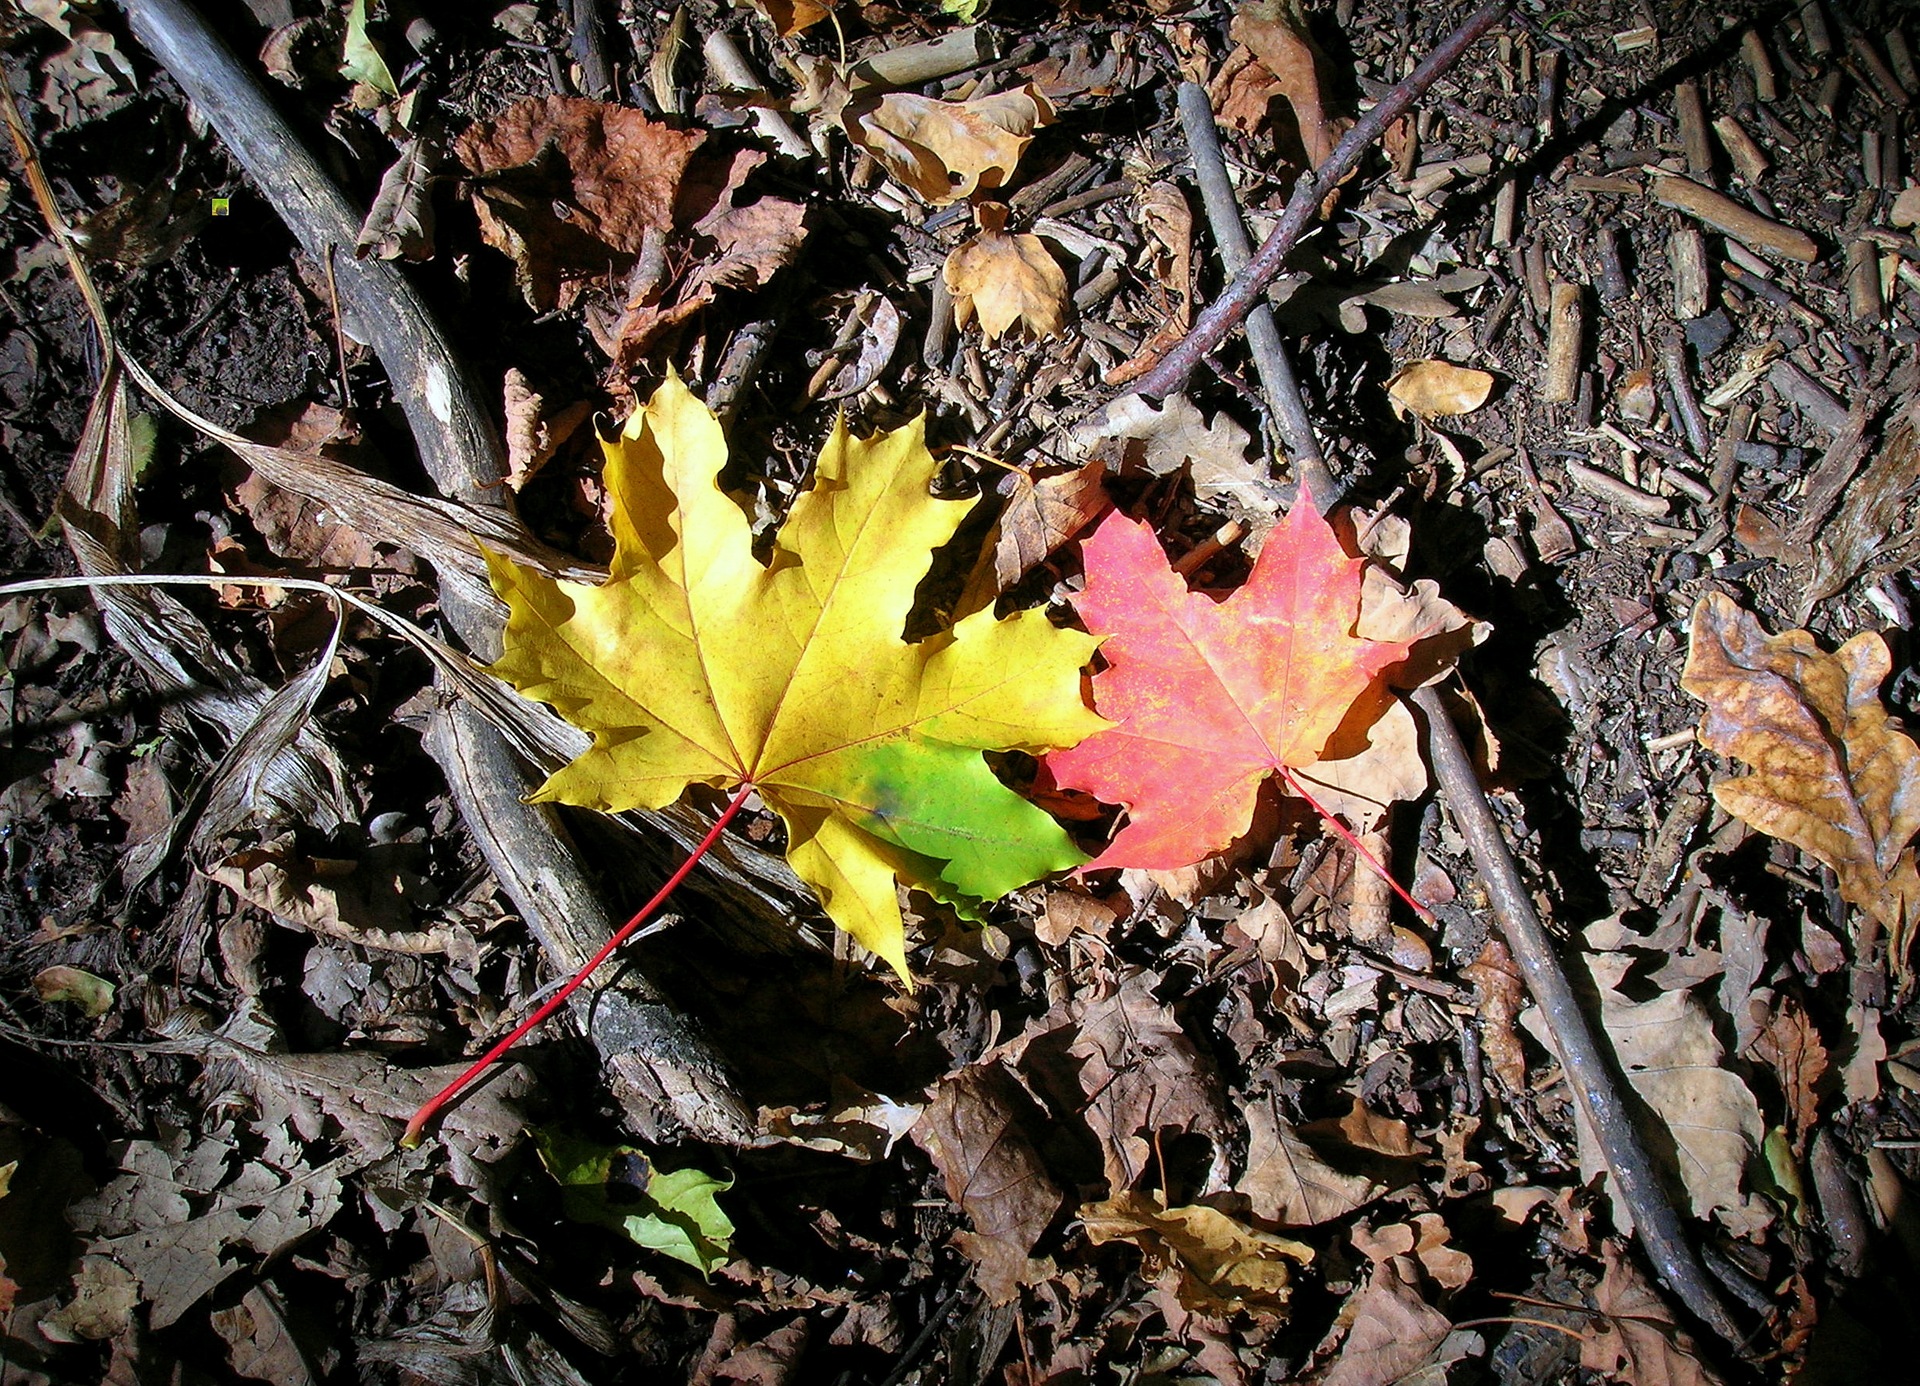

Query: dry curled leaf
[[1080, 1191, 1313, 1318], [1386, 360, 1497, 419], [944, 203, 1069, 342], [1321, 1255, 1453, 1386], [1581, 1240, 1727, 1386], [1210, 0, 1350, 165], [1235, 1094, 1382, 1226], [843, 85, 1053, 206], [1074, 393, 1268, 512], [1683, 591, 1920, 976]]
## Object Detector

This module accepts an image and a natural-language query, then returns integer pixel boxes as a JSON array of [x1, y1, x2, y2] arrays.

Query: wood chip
[[1648, 170, 1819, 262], [1542, 280, 1583, 403]]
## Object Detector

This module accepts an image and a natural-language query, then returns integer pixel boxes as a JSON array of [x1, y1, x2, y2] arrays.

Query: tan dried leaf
[[1581, 1241, 1727, 1386], [1236, 1094, 1381, 1225], [502, 369, 591, 492], [944, 205, 1069, 342], [1580, 938, 1768, 1233], [1075, 393, 1267, 510], [1683, 591, 1920, 974], [1386, 361, 1497, 419], [1462, 935, 1528, 1094], [844, 85, 1053, 206], [987, 458, 1107, 596], [1321, 1256, 1452, 1386], [1748, 994, 1828, 1152], [743, 0, 833, 35], [1068, 969, 1234, 1193], [1209, 0, 1350, 163], [1081, 1191, 1312, 1318], [911, 1067, 1062, 1304]]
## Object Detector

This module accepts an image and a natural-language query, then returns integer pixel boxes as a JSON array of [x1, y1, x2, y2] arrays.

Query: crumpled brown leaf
[[1074, 393, 1269, 511], [1235, 1093, 1381, 1225], [911, 1067, 1062, 1304], [1320, 1255, 1453, 1386], [455, 96, 704, 309], [944, 203, 1069, 342], [1683, 591, 1920, 976], [502, 368, 591, 492], [1067, 968, 1234, 1194], [986, 457, 1107, 596], [1210, 0, 1350, 166], [741, 0, 832, 35], [1580, 1241, 1727, 1386], [1080, 1191, 1312, 1318], [843, 85, 1053, 206], [1386, 360, 1497, 420]]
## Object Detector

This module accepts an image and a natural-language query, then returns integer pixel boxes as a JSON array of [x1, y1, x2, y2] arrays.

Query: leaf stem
[[1280, 766, 1432, 923], [401, 781, 758, 1149]]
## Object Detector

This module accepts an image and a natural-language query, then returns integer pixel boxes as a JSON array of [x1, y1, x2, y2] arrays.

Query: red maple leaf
[[1046, 503, 1409, 871]]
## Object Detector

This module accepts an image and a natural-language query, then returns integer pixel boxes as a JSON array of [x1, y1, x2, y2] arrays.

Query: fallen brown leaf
[[983, 457, 1107, 598], [1748, 994, 1828, 1153], [1320, 1255, 1452, 1386], [1386, 360, 1497, 420], [741, 0, 832, 35], [1066, 969, 1234, 1194], [1235, 1093, 1381, 1225], [1080, 1191, 1312, 1318], [1683, 591, 1920, 976], [1581, 1240, 1727, 1386], [944, 203, 1069, 342], [843, 85, 1053, 206], [1462, 935, 1528, 1094], [911, 1067, 1062, 1304], [503, 368, 592, 492], [454, 96, 706, 309], [1210, 0, 1351, 166]]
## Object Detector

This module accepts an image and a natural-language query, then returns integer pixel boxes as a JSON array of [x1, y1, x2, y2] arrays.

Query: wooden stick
[[1542, 281, 1584, 404], [1175, 80, 1337, 509], [1128, 0, 1514, 401], [1648, 170, 1819, 263], [1409, 685, 1749, 1349]]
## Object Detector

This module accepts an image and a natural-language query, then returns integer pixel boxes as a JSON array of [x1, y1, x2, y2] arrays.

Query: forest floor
[[3, 1, 1919, 1383]]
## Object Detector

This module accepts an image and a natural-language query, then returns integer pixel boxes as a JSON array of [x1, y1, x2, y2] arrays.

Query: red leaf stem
[[1280, 766, 1433, 924], [401, 781, 758, 1148]]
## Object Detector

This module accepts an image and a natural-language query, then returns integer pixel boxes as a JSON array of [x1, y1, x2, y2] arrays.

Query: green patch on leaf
[[342, 0, 399, 96], [941, 0, 989, 21], [32, 966, 114, 1018], [533, 1129, 733, 1276]]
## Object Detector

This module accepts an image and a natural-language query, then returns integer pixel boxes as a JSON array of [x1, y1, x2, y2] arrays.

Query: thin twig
[[1131, 0, 1514, 401], [1408, 682, 1749, 1351], [1174, 81, 1338, 509]]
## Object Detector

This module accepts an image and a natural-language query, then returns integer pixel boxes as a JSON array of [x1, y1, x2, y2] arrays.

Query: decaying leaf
[[944, 203, 1069, 342], [1573, 931, 1769, 1234], [208, 839, 479, 964], [1066, 968, 1234, 1194], [760, 1077, 922, 1161], [1320, 1256, 1453, 1386], [484, 375, 1105, 979], [1235, 1094, 1382, 1225], [1386, 360, 1496, 419], [1210, 0, 1351, 166], [1046, 502, 1409, 870], [1462, 935, 1528, 1094], [453, 97, 706, 309], [32, 964, 114, 1018], [67, 1130, 347, 1329], [535, 1129, 732, 1275], [1074, 393, 1269, 511], [356, 137, 437, 261], [502, 368, 591, 492], [1580, 1241, 1727, 1386], [912, 1067, 1062, 1303], [1081, 1191, 1312, 1318], [985, 457, 1107, 596], [843, 85, 1053, 206], [1748, 994, 1828, 1152], [1683, 591, 1920, 975]]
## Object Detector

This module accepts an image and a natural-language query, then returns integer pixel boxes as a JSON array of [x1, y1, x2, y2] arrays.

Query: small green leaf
[[533, 1129, 733, 1276], [941, 0, 989, 21], [32, 966, 114, 1018], [342, 0, 399, 96]]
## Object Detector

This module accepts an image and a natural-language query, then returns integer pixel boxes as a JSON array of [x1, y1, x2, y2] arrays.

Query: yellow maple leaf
[[485, 376, 1107, 979]]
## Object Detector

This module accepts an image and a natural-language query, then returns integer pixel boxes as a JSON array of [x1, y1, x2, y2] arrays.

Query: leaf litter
[[7, 0, 1920, 1382]]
